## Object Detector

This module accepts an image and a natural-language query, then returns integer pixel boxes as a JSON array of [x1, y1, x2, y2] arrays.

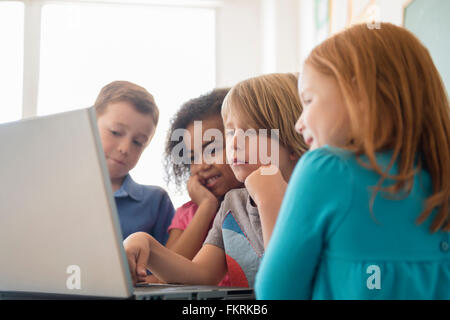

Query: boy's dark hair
[[94, 80, 159, 127], [164, 88, 230, 189]]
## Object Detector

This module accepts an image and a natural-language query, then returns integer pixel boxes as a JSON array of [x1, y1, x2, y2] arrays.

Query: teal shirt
[[255, 146, 450, 299]]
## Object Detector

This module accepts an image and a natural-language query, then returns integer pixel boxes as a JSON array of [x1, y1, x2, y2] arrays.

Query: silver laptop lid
[[0, 108, 133, 298]]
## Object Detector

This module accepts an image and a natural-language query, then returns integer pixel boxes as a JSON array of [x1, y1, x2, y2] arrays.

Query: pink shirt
[[168, 201, 199, 232], [168, 201, 231, 286]]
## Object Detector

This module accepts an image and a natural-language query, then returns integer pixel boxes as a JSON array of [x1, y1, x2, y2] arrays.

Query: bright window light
[[38, 3, 216, 207], [0, 2, 24, 124]]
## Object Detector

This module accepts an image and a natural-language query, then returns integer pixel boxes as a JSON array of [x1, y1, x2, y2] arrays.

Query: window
[[18, 1, 217, 207], [0, 1, 24, 124], [38, 3, 216, 116]]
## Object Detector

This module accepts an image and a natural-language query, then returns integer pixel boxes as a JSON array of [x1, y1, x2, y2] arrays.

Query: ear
[[289, 151, 300, 162]]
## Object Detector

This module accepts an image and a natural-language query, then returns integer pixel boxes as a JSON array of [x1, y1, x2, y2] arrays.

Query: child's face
[[224, 109, 294, 182], [97, 101, 155, 182], [296, 63, 351, 150], [184, 116, 243, 198]]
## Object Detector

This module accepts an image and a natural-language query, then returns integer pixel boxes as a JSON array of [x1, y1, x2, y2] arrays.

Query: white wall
[[215, 0, 263, 87], [215, 0, 303, 88], [298, 0, 315, 67], [377, 0, 412, 25], [272, 0, 301, 73], [17, 0, 419, 118], [18, 0, 309, 115], [300, 0, 416, 69]]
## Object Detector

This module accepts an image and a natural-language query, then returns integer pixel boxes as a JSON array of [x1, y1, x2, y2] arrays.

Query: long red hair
[[306, 23, 450, 232]]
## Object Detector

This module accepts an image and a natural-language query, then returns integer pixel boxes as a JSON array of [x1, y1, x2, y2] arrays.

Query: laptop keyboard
[[135, 282, 184, 289]]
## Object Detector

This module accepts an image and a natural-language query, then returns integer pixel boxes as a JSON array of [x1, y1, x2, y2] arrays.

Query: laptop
[[0, 108, 254, 300]]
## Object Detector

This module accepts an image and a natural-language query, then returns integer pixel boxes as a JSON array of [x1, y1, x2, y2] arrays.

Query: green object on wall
[[404, 0, 450, 95]]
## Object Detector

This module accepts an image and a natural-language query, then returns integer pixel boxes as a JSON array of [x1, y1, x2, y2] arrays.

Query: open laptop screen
[[0, 108, 133, 298]]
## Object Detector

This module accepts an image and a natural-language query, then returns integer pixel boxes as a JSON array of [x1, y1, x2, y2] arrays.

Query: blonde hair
[[306, 23, 450, 232], [222, 73, 307, 158]]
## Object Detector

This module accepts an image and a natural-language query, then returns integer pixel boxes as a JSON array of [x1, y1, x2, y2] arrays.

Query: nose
[[229, 130, 245, 151], [295, 115, 304, 134], [231, 133, 238, 151], [191, 162, 212, 176], [199, 161, 212, 171], [118, 140, 130, 155]]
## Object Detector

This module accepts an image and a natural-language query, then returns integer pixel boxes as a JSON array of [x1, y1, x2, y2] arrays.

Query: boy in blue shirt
[[94, 81, 174, 244]]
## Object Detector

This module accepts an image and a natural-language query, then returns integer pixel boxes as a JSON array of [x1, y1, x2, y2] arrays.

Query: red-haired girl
[[256, 23, 450, 299]]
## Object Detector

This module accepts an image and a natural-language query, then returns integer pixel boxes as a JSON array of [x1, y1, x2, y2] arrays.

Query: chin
[[236, 174, 249, 183], [209, 185, 222, 197], [231, 167, 252, 183]]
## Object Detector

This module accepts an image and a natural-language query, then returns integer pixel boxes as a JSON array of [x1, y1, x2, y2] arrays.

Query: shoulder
[[223, 187, 249, 198], [215, 188, 250, 218], [299, 145, 353, 168], [293, 146, 355, 184], [138, 184, 171, 199], [124, 175, 171, 200], [178, 200, 197, 210], [286, 146, 356, 216], [279, 147, 356, 239], [135, 183, 174, 210], [170, 201, 197, 230], [222, 188, 249, 205], [174, 201, 198, 216], [219, 188, 258, 224]]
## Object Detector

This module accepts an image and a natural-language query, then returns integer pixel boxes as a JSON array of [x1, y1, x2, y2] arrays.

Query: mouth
[[205, 174, 221, 188], [303, 135, 314, 147], [231, 158, 248, 166], [110, 158, 126, 166]]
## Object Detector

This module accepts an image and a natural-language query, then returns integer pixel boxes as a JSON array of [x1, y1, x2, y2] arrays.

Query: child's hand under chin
[[244, 165, 288, 247], [244, 165, 287, 208], [187, 174, 219, 208]]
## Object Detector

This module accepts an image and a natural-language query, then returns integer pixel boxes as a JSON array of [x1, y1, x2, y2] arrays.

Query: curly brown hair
[[164, 88, 230, 190]]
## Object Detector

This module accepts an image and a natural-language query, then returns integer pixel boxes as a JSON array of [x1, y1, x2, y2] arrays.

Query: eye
[[133, 140, 144, 147], [302, 95, 313, 106], [303, 99, 312, 106], [110, 130, 120, 136], [225, 129, 235, 137], [215, 143, 225, 152]]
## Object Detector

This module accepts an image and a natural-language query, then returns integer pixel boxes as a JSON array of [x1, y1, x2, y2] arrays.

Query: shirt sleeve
[[168, 203, 195, 232], [151, 189, 175, 246], [254, 148, 354, 299], [203, 200, 227, 250]]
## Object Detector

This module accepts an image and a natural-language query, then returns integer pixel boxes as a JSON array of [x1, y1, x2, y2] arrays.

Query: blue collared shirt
[[114, 174, 175, 245]]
